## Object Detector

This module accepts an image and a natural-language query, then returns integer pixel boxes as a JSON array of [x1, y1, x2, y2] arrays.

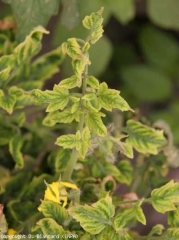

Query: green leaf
[[59, 75, 81, 89], [66, 38, 84, 60], [30, 45, 65, 83], [167, 228, 179, 238], [168, 206, 179, 227], [121, 65, 172, 102], [95, 226, 120, 240], [0, 54, 15, 82], [32, 86, 69, 112], [14, 26, 49, 65], [111, 0, 135, 24], [147, 0, 179, 30], [117, 160, 133, 185], [79, 127, 91, 159], [151, 180, 179, 213], [98, 82, 132, 112], [37, 218, 64, 239], [85, 111, 107, 137], [56, 134, 78, 149], [43, 108, 80, 126], [69, 196, 115, 235], [125, 120, 167, 155], [4, 0, 59, 42], [148, 224, 165, 236], [39, 200, 68, 224], [86, 76, 99, 89], [139, 25, 179, 74], [114, 201, 146, 231], [61, 0, 80, 29], [0, 123, 14, 146], [9, 135, 24, 168], [0, 89, 16, 114], [82, 7, 104, 44]]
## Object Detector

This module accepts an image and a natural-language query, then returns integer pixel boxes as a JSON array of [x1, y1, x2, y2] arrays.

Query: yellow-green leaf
[[14, 26, 49, 65], [56, 134, 77, 149], [32, 86, 69, 112], [85, 111, 107, 137], [9, 135, 24, 168], [86, 75, 100, 89], [125, 120, 167, 155], [37, 218, 64, 239], [82, 8, 104, 44], [69, 196, 115, 235], [38, 200, 68, 224], [0, 90, 16, 114], [151, 180, 179, 213], [66, 38, 84, 60], [98, 82, 132, 112], [59, 75, 81, 89], [79, 127, 91, 159]]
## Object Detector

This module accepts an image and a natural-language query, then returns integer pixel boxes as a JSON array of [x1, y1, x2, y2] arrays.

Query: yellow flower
[[38, 181, 79, 211], [8, 229, 17, 235]]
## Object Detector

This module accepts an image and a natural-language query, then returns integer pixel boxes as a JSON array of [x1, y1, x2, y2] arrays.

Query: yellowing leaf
[[98, 82, 132, 112], [82, 8, 104, 44], [86, 76, 99, 89], [56, 134, 78, 149], [8, 229, 17, 235], [60, 181, 79, 190], [44, 182, 60, 204], [151, 180, 179, 213], [125, 120, 167, 155], [69, 196, 115, 234], [85, 111, 107, 137], [66, 38, 84, 60], [59, 75, 81, 89]]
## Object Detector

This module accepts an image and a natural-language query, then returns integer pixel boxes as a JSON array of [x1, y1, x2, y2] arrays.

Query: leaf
[[32, 86, 69, 112], [139, 25, 179, 74], [4, 0, 59, 42], [43, 109, 80, 126], [114, 201, 146, 231], [39, 200, 68, 224], [14, 26, 49, 65], [110, 0, 135, 24], [79, 127, 91, 159], [59, 75, 81, 89], [30, 45, 65, 83], [37, 218, 64, 239], [9, 135, 24, 168], [167, 228, 179, 238], [148, 224, 165, 236], [68, 196, 115, 235], [85, 111, 107, 137], [82, 7, 104, 44], [95, 226, 120, 240], [147, 0, 179, 30], [116, 141, 133, 159], [121, 65, 172, 102], [61, 0, 80, 29], [117, 160, 133, 185], [56, 134, 78, 149], [98, 82, 132, 112], [0, 89, 16, 114], [151, 180, 179, 213], [86, 76, 99, 89], [125, 120, 167, 155], [0, 54, 15, 82], [168, 206, 179, 227], [66, 38, 84, 60]]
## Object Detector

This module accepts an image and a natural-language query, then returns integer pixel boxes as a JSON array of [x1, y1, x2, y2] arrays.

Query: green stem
[[62, 65, 88, 182]]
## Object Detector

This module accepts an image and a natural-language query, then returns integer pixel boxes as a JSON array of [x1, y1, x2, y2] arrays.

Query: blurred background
[[1, 0, 179, 234]]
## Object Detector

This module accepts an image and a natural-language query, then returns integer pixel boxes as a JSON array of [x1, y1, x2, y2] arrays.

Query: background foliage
[[1, 0, 179, 238]]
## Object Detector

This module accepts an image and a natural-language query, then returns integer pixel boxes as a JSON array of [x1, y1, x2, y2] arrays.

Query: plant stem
[[62, 65, 88, 182]]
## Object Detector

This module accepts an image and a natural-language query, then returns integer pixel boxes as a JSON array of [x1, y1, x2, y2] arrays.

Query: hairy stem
[[62, 65, 88, 182]]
